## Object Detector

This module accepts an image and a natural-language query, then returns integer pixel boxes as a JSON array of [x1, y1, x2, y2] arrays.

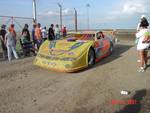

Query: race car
[[33, 31, 114, 72]]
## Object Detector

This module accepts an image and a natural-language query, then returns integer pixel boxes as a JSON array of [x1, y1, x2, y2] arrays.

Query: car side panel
[[94, 38, 111, 62]]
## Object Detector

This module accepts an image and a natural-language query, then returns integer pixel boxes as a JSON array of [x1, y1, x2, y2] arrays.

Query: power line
[[0, 15, 33, 20]]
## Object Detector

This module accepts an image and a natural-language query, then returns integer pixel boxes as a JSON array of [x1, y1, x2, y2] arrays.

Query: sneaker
[[137, 60, 140, 62], [137, 67, 145, 72], [144, 64, 147, 69]]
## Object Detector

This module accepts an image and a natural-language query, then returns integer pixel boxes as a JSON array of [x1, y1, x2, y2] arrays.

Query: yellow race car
[[34, 31, 114, 72]]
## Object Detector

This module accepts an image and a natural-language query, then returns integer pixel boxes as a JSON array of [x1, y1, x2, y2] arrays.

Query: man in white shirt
[[42, 27, 48, 41], [55, 24, 60, 40]]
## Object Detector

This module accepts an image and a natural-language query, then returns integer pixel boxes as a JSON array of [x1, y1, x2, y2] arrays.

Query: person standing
[[55, 24, 60, 40], [5, 28, 18, 61], [48, 24, 55, 40], [9, 24, 17, 46], [22, 24, 31, 41], [136, 19, 150, 72], [35, 23, 42, 49], [0, 25, 7, 59], [137, 15, 149, 31], [42, 26, 48, 41], [136, 15, 149, 63], [32, 24, 36, 47], [62, 26, 67, 37]]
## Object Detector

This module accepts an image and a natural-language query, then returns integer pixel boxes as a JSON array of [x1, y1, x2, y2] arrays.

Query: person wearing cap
[[136, 15, 149, 45], [135, 15, 149, 64], [0, 25, 7, 59], [136, 18, 150, 72], [137, 15, 149, 31], [5, 28, 19, 61]]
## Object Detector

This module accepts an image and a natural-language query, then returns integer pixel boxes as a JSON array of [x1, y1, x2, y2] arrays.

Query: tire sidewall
[[88, 48, 95, 67]]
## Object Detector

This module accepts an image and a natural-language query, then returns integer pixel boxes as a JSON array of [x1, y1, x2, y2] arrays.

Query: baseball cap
[[141, 15, 146, 19]]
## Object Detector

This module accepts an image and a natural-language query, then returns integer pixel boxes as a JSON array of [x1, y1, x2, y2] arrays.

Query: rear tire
[[88, 48, 95, 67]]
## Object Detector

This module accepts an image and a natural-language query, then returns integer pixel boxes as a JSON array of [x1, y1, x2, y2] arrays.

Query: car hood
[[38, 40, 94, 60]]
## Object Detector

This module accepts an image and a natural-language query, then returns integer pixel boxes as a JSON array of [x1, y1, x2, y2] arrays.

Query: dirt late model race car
[[34, 31, 114, 72]]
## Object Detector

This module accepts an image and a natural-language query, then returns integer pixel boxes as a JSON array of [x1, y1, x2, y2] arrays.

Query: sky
[[0, 0, 150, 30]]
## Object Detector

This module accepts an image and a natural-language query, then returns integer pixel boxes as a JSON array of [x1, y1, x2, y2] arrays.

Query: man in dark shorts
[[48, 24, 55, 40], [0, 25, 7, 59]]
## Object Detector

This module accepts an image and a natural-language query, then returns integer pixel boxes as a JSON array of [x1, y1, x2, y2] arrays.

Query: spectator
[[136, 15, 149, 63], [35, 23, 42, 49], [136, 19, 150, 72], [5, 28, 18, 61], [32, 24, 36, 47], [137, 15, 149, 31], [0, 25, 7, 59], [9, 24, 17, 46], [55, 24, 60, 40], [48, 24, 55, 40], [21, 31, 36, 56], [21, 31, 29, 44], [22, 24, 31, 41], [62, 26, 67, 37], [42, 26, 48, 41]]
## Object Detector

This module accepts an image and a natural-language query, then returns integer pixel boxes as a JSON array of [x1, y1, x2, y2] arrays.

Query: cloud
[[122, 3, 145, 14], [105, 0, 150, 22], [38, 8, 74, 17], [121, 0, 148, 14]]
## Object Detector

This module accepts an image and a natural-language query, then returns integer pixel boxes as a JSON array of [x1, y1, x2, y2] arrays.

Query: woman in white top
[[136, 28, 150, 72]]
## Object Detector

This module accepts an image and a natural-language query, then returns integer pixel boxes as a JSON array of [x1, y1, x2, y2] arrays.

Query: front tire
[[109, 42, 113, 53], [88, 48, 95, 67]]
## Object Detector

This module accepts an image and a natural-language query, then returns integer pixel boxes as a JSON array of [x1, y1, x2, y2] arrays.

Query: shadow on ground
[[94, 44, 133, 66], [114, 89, 150, 113], [76, 44, 133, 73]]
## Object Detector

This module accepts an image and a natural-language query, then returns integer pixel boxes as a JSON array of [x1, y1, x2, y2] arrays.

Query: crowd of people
[[0, 17, 150, 71], [136, 15, 150, 72], [0, 22, 67, 61]]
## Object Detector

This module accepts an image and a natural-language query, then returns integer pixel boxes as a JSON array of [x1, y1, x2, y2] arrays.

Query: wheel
[[88, 48, 95, 67], [109, 42, 113, 53]]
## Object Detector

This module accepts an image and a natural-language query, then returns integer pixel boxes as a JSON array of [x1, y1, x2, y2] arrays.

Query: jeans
[[7, 45, 18, 61], [0, 41, 7, 59], [37, 39, 43, 50], [55, 34, 60, 40]]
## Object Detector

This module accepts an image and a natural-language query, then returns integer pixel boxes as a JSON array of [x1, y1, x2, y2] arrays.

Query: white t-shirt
[[136, 29, 150, 50], [42, 29, 47, 39], [55, 27, 60, 35]]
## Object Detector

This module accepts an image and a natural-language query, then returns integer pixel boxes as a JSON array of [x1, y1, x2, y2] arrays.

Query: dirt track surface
[[0, 40, 150, 113]]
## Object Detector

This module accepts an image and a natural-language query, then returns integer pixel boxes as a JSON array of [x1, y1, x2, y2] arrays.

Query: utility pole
[[86, 3, 90, 30], [74, 8, 78, 32], [11, 17, 14, 24], [33, 0, 37, 23], [58, 3, 62, 30]]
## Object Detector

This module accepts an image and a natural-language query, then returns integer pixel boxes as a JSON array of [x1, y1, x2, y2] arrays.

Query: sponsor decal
[[37, 54, 76, 61], [70, 42, 84, 50], [42, 60, 57, 66]]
